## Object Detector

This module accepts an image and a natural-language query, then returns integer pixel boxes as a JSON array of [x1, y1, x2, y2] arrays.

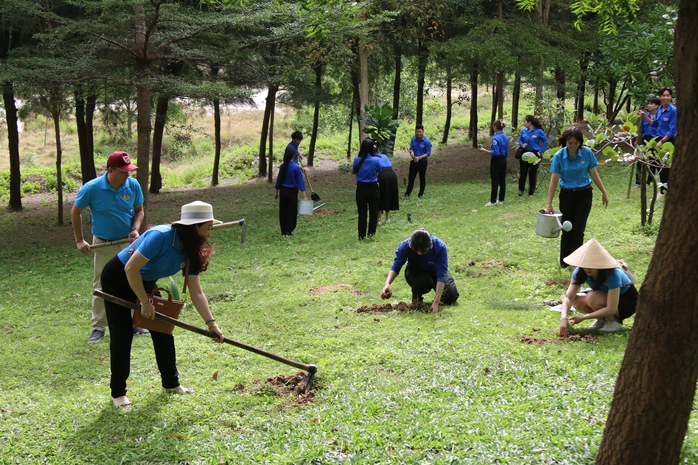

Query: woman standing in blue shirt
[[274, 147, 307, 237], [376, 151, 399, 225], [101, 201, 225, 409], [478, 119, 509, 206], [517, 115, 548, 197], [558, 239, 638, 336], [353, 139, 383, 240], [545, 127, 609, 267]]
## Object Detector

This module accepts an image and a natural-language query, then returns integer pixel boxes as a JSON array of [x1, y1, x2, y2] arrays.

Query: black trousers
[[405, 267, 459, 304], [490, 156, 507, 203], [405, 160, 428, 197], [518, 157, 539, 195], [356, 181, 379, 240], [559, 187, 593, 267], [279, 186, 299, 236], [102, 256, 180, 398]]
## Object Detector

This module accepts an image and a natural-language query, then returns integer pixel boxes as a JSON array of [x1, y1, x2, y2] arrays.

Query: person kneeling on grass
[[558, 238, 639, 337], [381, 229, 459, 312]]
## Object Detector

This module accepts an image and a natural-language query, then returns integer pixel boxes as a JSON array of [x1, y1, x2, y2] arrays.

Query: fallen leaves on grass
[[212, 370, 219, 380], [520, 334, 598, 345], [356, 302, 427, 313]]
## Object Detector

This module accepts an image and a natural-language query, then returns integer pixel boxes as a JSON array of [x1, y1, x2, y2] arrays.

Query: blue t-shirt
[[377, 153, 393, 169], [518, 127, 548, 153], [491, 131, 509, 157], [654, 104, 677, 139], [550, 146, 599, 189], [640, 111, 658, 138], [287, 141, 300, 164], [353, 155, 382, 183], [275, 162, 306, 190], [117, 225, 198, 281], [390, 236, 449, 283], [74, 173, 144, 240], [572, 267, 632, 295], [410, 136, 432, 162]]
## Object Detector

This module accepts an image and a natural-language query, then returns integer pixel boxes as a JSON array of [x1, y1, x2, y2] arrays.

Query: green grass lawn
[[1, 147, 696, 464]]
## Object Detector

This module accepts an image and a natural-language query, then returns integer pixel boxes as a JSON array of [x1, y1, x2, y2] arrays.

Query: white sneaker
[[496, 200, 504, 206], [549, 304, 563, 312], [599, 319, 623, 332], [588, 318, 606, 329], [485, 202, 494, 207]]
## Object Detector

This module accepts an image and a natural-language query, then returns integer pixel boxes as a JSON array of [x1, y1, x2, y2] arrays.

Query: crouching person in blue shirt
[[381, 229, 459, 312]]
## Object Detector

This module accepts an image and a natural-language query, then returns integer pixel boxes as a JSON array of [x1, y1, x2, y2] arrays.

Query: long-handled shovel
[[94, 289, 317, 393], [298, 159, 321, 201], [91, 219, 247, 250]]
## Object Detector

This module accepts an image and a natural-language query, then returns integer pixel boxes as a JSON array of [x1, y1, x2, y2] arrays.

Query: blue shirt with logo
[[117, 225, 198, 280], [377, 153, 393, 169], [275, 162, 306, 190], [390, 236, 449, 283], [550, 146, 599, 189], [518, 127, 548, 153], [353, 155, 382, 183], [287, 141, 300, 164], [654, 103, 677, 139], [410, 135, 432, 162], [491, 131, 509, 157], [572, 267, 632, 294], [74, 173, 143, 241]]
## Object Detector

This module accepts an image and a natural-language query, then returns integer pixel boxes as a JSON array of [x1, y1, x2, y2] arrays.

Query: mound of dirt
[[356, 302, 427, 313], [238, 372, 316, 406]]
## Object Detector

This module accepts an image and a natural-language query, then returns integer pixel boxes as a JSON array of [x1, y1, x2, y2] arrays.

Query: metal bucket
[[298, 199, 314, 215], [536, 209, 572, 238]]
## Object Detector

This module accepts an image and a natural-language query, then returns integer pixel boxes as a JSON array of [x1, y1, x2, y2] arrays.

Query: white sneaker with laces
[[588, 318, 606, 329], [485, 202, 494, 207], [599, 319, 623, 332], [496, 200, 504, 205]]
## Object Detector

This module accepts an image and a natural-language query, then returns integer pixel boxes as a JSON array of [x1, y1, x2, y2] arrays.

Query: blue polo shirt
[[117, 225, 198, 280], [640, 112, 658, 138], [410, 135, 432, 162], [377, 153, 393, 169], [654, 104, 677, 139], [287, 141, 300, 164], [74, 173, 144, 241], [275, 162, 306, 190], [550, 146, 599, 189], [390, 236, 449, 283], [572, 267, 632, 294], [353, 155, 382, 183], [518, 127, 548, 153], [491, 131, 509, 157]]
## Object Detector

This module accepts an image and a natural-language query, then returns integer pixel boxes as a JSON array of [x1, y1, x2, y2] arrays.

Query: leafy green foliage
[[359, 103, 400, 157]]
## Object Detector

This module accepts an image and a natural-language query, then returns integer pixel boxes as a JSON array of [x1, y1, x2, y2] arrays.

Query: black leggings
[[279, 186, 299, 236], [559, 187, 593, 267], [490, 156, 507, 203], [405, 268, 459, 304], [356, 181, 379, 240]]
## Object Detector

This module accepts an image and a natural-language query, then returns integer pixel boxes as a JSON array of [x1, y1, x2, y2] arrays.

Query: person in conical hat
[[558, 239, 639, 337]]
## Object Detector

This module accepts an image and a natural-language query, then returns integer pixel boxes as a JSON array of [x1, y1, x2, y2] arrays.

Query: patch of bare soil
[[520, 333, 598, 345], [313, 208, 343, 215], [356, 302, 427, 313], [309, 284, 362, 296], [253, 372, 316, 406]]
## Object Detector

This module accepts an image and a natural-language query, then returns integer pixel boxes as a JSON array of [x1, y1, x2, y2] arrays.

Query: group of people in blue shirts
[[638, 86, 678, 195]]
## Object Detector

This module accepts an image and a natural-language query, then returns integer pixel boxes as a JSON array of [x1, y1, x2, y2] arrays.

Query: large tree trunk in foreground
[[75, 89, 97, 183], [3, 82, 22, 210], [596, 1, 698, 462], [512, 72, 521, 129]]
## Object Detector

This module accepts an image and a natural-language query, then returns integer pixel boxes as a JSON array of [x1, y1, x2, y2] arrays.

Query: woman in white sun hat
[[101, 201, 225, 409], [558, 238, 639, 337]]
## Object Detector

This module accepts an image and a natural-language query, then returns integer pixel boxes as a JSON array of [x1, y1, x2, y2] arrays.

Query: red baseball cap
[[107, 151, 138, 171]]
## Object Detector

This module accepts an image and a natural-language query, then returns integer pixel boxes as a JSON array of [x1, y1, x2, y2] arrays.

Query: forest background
[[3, 0, 698, 464]]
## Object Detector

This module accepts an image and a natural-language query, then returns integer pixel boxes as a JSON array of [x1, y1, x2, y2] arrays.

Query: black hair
[[648, 96, 661, 106], [493, 119, 505, 131], [573, 268, 609, 291], [415, 124, 424, 131], [658, 86, 673, 97], [558, 127, 584, 147], [353, 138, 377, 174], [172, 223, 213, 274], [409, 229, 432, 254], [525, 115, 543, 129], [278, 147, 296, 186], [291, 130, 303, 140]]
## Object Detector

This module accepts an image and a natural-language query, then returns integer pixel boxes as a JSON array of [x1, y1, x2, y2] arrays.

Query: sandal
[[164, 385, 195, 395], [112, 395, 132, 409]]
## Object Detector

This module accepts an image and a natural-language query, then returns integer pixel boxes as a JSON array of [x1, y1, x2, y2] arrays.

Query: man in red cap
[[71, 151, 147, 343]]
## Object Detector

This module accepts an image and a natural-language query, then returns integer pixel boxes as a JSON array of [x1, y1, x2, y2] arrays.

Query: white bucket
[[298, 199, 314, 216], [536, 209, 572, 238]]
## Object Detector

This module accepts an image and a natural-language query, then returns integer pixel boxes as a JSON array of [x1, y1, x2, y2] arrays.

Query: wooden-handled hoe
[[93, 289, 317, 393]]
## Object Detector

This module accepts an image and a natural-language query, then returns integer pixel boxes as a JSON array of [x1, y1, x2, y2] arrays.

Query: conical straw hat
[[563, 238, 618, 269]]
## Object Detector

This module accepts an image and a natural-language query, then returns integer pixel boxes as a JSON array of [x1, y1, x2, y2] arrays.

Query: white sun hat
[[172, 201, 222, 226], [563, 238, 618, 269]]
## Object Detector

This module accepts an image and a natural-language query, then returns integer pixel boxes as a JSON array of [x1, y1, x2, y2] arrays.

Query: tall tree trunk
[[75, 89, 97, 183], [212, 96, 221, 186], [469, 65, 479, 148], [593, 84, 599, 114], [3, 83, 22, 211], [51, 99, 64, 226], [490, 86, 497, 136], [307, 63, 322, 167], [496, 72, 504, 121], [512, 72, 521, 129], [86, 92, 96, 170], [597, 3, 698, 462], [150, 95, 168, 194], [347, 100, 355, 160], [416, 39, 428, 126], [442, 75, 452, 145], [555, 67, 565, 100], [351, 56, 361, 151], [575, 54, 589, 122], [607, 81, 616, 121], [134, 5, 151, 223], [267, 102, 275, 183], [258, 83, 278, 177], [390, 38, 402, 150], [359, 37, 369, 139]]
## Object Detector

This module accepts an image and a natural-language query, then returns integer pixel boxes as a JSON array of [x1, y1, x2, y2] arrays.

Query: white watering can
[[536, 209, 572, 238]]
